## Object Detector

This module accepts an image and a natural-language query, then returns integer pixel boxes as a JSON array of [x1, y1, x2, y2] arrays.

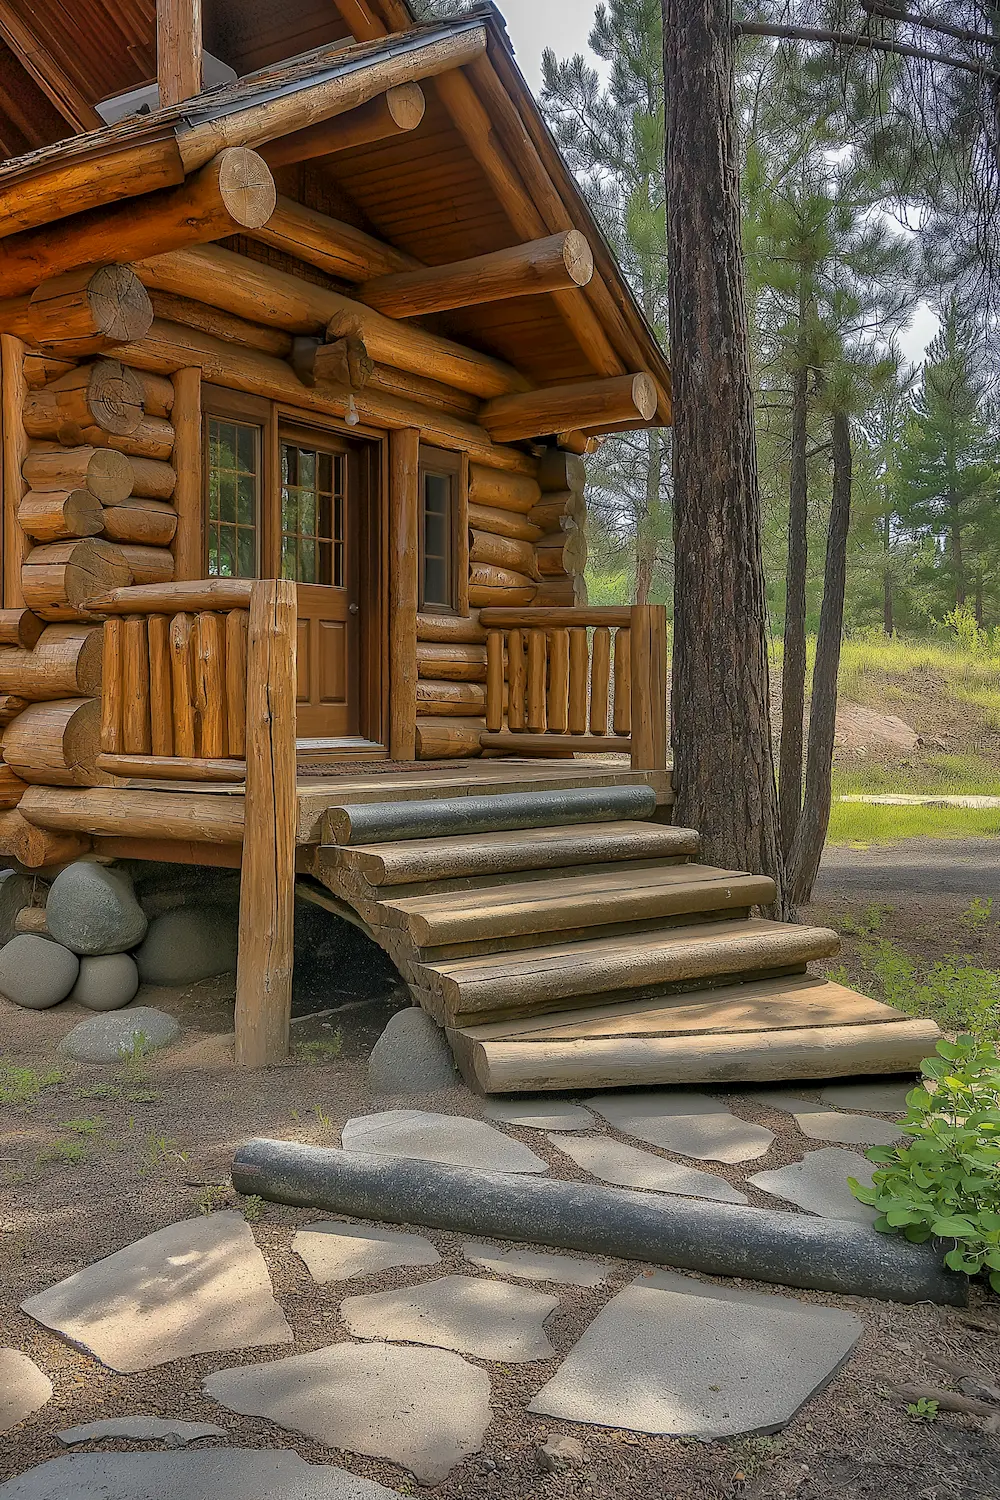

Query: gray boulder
[[0, 934, 78, 1009], [46, 864, 147, 956], [59, 1006, 180, 1063], [68, 954, 140, 1012], [0, 870, 35, 944], [368, 1008, 460, 1096], [134, 906, 238, 985]]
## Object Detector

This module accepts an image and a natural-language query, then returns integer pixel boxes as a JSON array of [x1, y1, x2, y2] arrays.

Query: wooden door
[[279, 430, 359, 738]]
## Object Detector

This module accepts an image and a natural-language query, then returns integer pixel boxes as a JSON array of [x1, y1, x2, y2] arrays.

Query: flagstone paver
[[481, 1099, 596, 1131], [462, 1242, 608, 1287], [340, 1274, 558, 1361], [0, 1451, 407, 1499], [548, 1133, 749, 1202], [292, 1222, 440, 1283], [340, 1109, 547, 1172], [747, 1148, 878, 1222], [204, 1344, 491, 1485], [586, 1091, 775, 1163], [819, 1080, 915, 1115], [527, 1269, 862, 1439], [21, 1212, 292, 1373], [749, 1091, 902, 1145], [57, 1418, 229, 1447], [0, 1350, 51, 1436]]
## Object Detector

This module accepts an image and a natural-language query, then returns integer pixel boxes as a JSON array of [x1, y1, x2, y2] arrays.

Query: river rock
[[45, 864, 147, 957], [368, 1009, 459, 1096], [134, 907, 238, 985], [67, 954, 140, 1012], [0, 934, 78, 1010], [58, 1006, 180, 1063], [0, 871, 34, 944]]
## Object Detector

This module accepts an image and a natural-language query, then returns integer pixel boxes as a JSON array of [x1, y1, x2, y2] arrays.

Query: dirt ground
[[2, 916, 1000, 1500]]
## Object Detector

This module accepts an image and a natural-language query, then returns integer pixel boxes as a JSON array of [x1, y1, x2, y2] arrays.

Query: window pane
[[421, 469, 454, 608], [206, 416, 261, 580]]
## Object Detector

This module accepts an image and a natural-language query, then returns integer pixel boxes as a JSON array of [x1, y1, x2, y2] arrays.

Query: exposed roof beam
[[0, 4, 102, 132], [333, 0, 387, 43], [259, 83, 425, 168], [482, 374, 657, 443], [158, 0, 203, 109]]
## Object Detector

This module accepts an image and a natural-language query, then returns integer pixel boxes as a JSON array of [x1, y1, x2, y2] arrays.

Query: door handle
[[348, 603, 360, 615]]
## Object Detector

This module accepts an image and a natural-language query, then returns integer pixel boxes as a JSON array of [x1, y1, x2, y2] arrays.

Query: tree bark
[[779, 297, 809, 860], [787, 408, 852, 907], [662, 0, 786, 910], [949, 494, 966, 606]]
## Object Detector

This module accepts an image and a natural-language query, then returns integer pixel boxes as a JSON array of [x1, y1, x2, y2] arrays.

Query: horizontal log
[[0, 762, 27, 808], [2, 696, 101, 785], [127, 456, 177, 501], [249, 195, 417, 283], [95, 753, 246, 783], [22, 538, 132, 621], [480, 606, 630, 628], [415, 717, 485, 759], [416, 680, 487, 716], [0, 624, 102, 699], [136, 241, 524, 399], [23, 353, 75, 388], [100, 499, 177, 547], [149, 289, 293, 357], [135, 370, 175, 417], [529, 490, 587, 532], [23, 443, 133, 503], [468, 464, 541, 512], [25, 359, 144, 439], [291, 334, 373, 391], [481, 731, 630, 753], [469, 528, 538, 578], [0, 808, 90, 867], [117, 545, 175, 586], [0, 694, 28, 724], [468, 564, 536, 607], [483, 374, 657, 443], [557, 429, 598, 455], [87, 578, 254, 614], [532, 576, 589, 607], [538, 447, 587, 493], [18, 785, 244, 843], [259, 84, 426, 169], [360, 231, 594, 319], [468, 503, 542, 543], [18, 488, 103, 542], [0, 264, 153, 356], [417, 641, 487, 682], [0, 149, 278, 299], [536, 526, 588, 577], [82, 415, 175, 462], [367, 362, 480, 421], [0, 607, 44, 648], [0, 136, 184, 244], [417, 611, 486, 644]]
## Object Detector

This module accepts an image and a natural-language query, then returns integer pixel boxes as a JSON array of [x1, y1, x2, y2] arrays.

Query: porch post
[[388, 427, 420, 759], [630, 604, 669, 771], [234, 578, 297, 1066]]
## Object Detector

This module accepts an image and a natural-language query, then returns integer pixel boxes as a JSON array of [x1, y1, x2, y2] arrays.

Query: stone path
[[57, 1418, 229, 1447], [750, 1090, 902, 1146], [204, 1345, 491, 1486], [463, 1242, 608, 1287], [482, 1098, 596, 1131], [819, 1079, 913, 1114], [549, 1133, 749, 1203], [340, 1109, 548, 1172], [527, 1269, 862, 1439], [340, 1274, 558, 1361], [748, 1148, 878, 1222], [0, 1452, 406, 1499], [292, 1222, 440, 1283], [586, 1090, 775, 1162], [0, 1351, 51, 1436]]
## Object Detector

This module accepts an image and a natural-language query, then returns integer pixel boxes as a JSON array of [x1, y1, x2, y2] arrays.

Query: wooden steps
[[311, 778, 940, 1093]]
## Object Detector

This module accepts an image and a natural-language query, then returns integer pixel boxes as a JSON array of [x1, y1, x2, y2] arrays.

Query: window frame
[[201, 386, 272, 581], [418, 445, 467, 616], [278, 422, 352, 590]]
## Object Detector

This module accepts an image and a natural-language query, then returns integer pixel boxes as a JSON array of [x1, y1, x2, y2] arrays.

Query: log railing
[[479, 604, 668, 769], [92, 578, 262, 784]]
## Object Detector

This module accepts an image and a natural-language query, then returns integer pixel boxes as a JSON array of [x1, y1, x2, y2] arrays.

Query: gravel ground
[[2, 978, 1000, 1500], [816, 838, 1000, 900]]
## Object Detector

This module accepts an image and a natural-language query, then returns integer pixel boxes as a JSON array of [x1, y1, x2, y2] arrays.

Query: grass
[[832, 752, 1000, 799], [0, 1061, 63, 1105], [826, 799, 1000, 846], [836, 939, 1000, 1046]]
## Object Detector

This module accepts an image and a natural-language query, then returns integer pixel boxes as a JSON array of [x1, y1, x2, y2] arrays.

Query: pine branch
[[734, 22, 1000, 82], [858, 1, 1000, 52]]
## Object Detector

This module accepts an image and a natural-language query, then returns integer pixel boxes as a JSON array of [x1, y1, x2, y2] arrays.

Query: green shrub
[[862, 939, 1000, 1044], [850, 1035, 1000, 1291]]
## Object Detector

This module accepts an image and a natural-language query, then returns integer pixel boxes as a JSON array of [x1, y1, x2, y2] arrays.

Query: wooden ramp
[[313, 783, 940, 1094]]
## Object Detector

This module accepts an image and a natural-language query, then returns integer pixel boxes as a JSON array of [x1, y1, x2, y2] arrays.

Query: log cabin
[[0, 0, 938, 1087]]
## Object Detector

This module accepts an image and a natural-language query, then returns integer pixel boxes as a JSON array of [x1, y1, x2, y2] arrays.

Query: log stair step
[[381, 863, 775, 948], [323, 819, 700, 887], [446, 974, 942, 1093], [415, 917, 841, 1027]]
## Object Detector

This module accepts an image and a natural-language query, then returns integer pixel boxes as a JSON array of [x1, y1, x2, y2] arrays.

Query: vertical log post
[[389, 428, 419, 759], [158, 0, 203, 109], [1, 335, 28, 606], [630, 604, 668, 770], [235, 578, 297, 1067], [171, 367, 202, 580]]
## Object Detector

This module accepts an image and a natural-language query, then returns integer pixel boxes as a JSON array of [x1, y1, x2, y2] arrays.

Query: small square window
[[419, 452, 461, 611]]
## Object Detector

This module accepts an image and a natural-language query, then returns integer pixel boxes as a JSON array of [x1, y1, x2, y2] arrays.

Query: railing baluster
[[590, 625, 611, 736], [147, 614, 173, 757], [613, 625, 631, 736], [194, 612, 227, 758], [226, 609, 249, 758], [169, 611, 196, 758], [485, 630, 504, 733], [547, 628, 569, 733], [507, 628, 526, 731], [526, 628, 546, 733], [568, 627, 588, 733], [122, 616, 151, 755]]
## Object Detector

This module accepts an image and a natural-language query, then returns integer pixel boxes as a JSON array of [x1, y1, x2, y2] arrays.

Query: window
[[419, 448, 462, 612], [281, 439, 346, 587], [205, 415, 262, 578]]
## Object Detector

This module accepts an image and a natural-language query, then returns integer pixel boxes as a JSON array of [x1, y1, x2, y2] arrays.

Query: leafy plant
[[0, 1061, 63, 1104], [906, 1398, 939, 1422], [195, 1185, 229, 1215], [293, 1034, 344, 1063], [242, 1194, 265, 1222], [37, 1139, 88, 1166], [961, 897, 994, 932], [840, 902, 893, 937], [850, 1035, 1000, 1290], [860, 940, 1000, 1045], [60, 1117, 103, 1137]]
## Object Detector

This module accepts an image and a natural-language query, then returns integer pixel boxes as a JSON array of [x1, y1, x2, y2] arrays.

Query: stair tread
[[343, 820, 697, 861]]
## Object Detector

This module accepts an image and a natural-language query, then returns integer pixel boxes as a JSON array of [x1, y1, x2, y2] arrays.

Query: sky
[[495, 0, 939, 365]]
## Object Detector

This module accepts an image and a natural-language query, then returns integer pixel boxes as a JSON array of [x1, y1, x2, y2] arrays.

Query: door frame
[[201, 384, 388, 749]]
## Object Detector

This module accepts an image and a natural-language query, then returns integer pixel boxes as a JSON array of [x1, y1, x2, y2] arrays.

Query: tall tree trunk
[[975, 573, 984, 627], [882, 510, 893, 635], [778, 303, 809, 859], [662, 0, 786, 911], [635, 428, 663, 605], [787, 408, 852, 907], [950, 493, 966, 605]]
